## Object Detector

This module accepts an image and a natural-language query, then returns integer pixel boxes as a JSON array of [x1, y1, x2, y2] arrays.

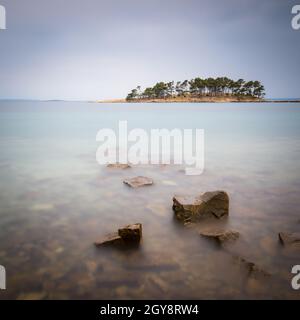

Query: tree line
[[126, 77, 265, 100]]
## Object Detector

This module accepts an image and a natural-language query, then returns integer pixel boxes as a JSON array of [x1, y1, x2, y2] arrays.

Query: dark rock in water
[[233, 256, 270, 278], [118, 223, 142, 242], [94, 233, 123, 247], [200, 229, 239, 244], [278, 232, 300, 248], [173, 191, 229, 222], [123, 176, 153, 188], [95, 223, 142, 247], [94, 233, 124, 247], [107, 163, 131, 169]]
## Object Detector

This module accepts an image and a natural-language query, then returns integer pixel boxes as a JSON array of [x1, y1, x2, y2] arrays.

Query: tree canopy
[[126, 77, 265, 101]]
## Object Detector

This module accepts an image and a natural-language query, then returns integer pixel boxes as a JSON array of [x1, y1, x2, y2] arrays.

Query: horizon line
[[1, 97, 300, 102]]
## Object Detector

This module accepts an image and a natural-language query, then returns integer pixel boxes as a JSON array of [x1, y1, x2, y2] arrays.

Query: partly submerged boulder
[[123, 176, 153, 188], [173, 191, 229, 222], [95, 223, 142, 247], [278, 232, 300, 248], [200, 229, 239, 244], [94, 233, 124, 247], [107, 163, 131, 169], [118, 223, 142, 242]]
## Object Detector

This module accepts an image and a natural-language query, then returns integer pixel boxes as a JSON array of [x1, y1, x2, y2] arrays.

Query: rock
[[183, 221, 194, 228], [260, 236, 276, 256], [115, 286, 129, 297], [107, 163, 131, 169], [200, 229, 239, 244], [54, 247, 64, 254], [17, 291, 47, 300], [123, 176, 153, 188], [233, 256, 270, 278], [94, 233, 124, 247], [118, 223, 142, 242], [246, 277, 267, 297], [278, 232, 300, 248], [85, 260, 97, 273], [147, 275, 169, 293], [95, 223, 142, 247], [173, 191, 229, 222]]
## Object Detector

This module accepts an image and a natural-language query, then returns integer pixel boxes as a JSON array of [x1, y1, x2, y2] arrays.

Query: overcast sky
[[0, 0, 299, 100]]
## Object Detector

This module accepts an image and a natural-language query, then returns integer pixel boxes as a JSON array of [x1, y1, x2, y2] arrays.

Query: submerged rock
[[173, 191, 229, 222], [123, 254, 180, 272], [200, 229, 239, 244], [147, 275, 169, 293], [17, 291, 47, 300], [233, 256, 270, 278], [123, 176, 153, 188], [107, 163, 131, 169], [94, 223, 142, 247], [278, 232, 300, 248]]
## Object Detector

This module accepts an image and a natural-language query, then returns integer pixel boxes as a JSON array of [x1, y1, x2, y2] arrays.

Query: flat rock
[[107, 163, 131, 169], [95, 223, 142, 247], [173, 191, 229, 222], [118, 223, 142, 242], [200, 229, 239, 244], [278, 232, 300, 248], [94, 233, 124, 247], [123, 176, 153, 188]]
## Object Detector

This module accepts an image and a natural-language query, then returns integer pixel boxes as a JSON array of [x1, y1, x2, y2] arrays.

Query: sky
[[0, 0, 299, 100]]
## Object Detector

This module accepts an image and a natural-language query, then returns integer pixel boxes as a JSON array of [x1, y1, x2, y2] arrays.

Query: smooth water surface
[[0, 101, 300, 299]]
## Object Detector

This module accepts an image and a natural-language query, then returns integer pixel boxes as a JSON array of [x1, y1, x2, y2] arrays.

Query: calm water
[[0, 101, 300, 299]]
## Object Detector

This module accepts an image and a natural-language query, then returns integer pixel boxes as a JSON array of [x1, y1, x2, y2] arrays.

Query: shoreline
[[96, 97, 300, 104]]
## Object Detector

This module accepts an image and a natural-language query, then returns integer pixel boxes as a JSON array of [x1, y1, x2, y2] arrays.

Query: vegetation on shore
[[126, 77, 265, 101]]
